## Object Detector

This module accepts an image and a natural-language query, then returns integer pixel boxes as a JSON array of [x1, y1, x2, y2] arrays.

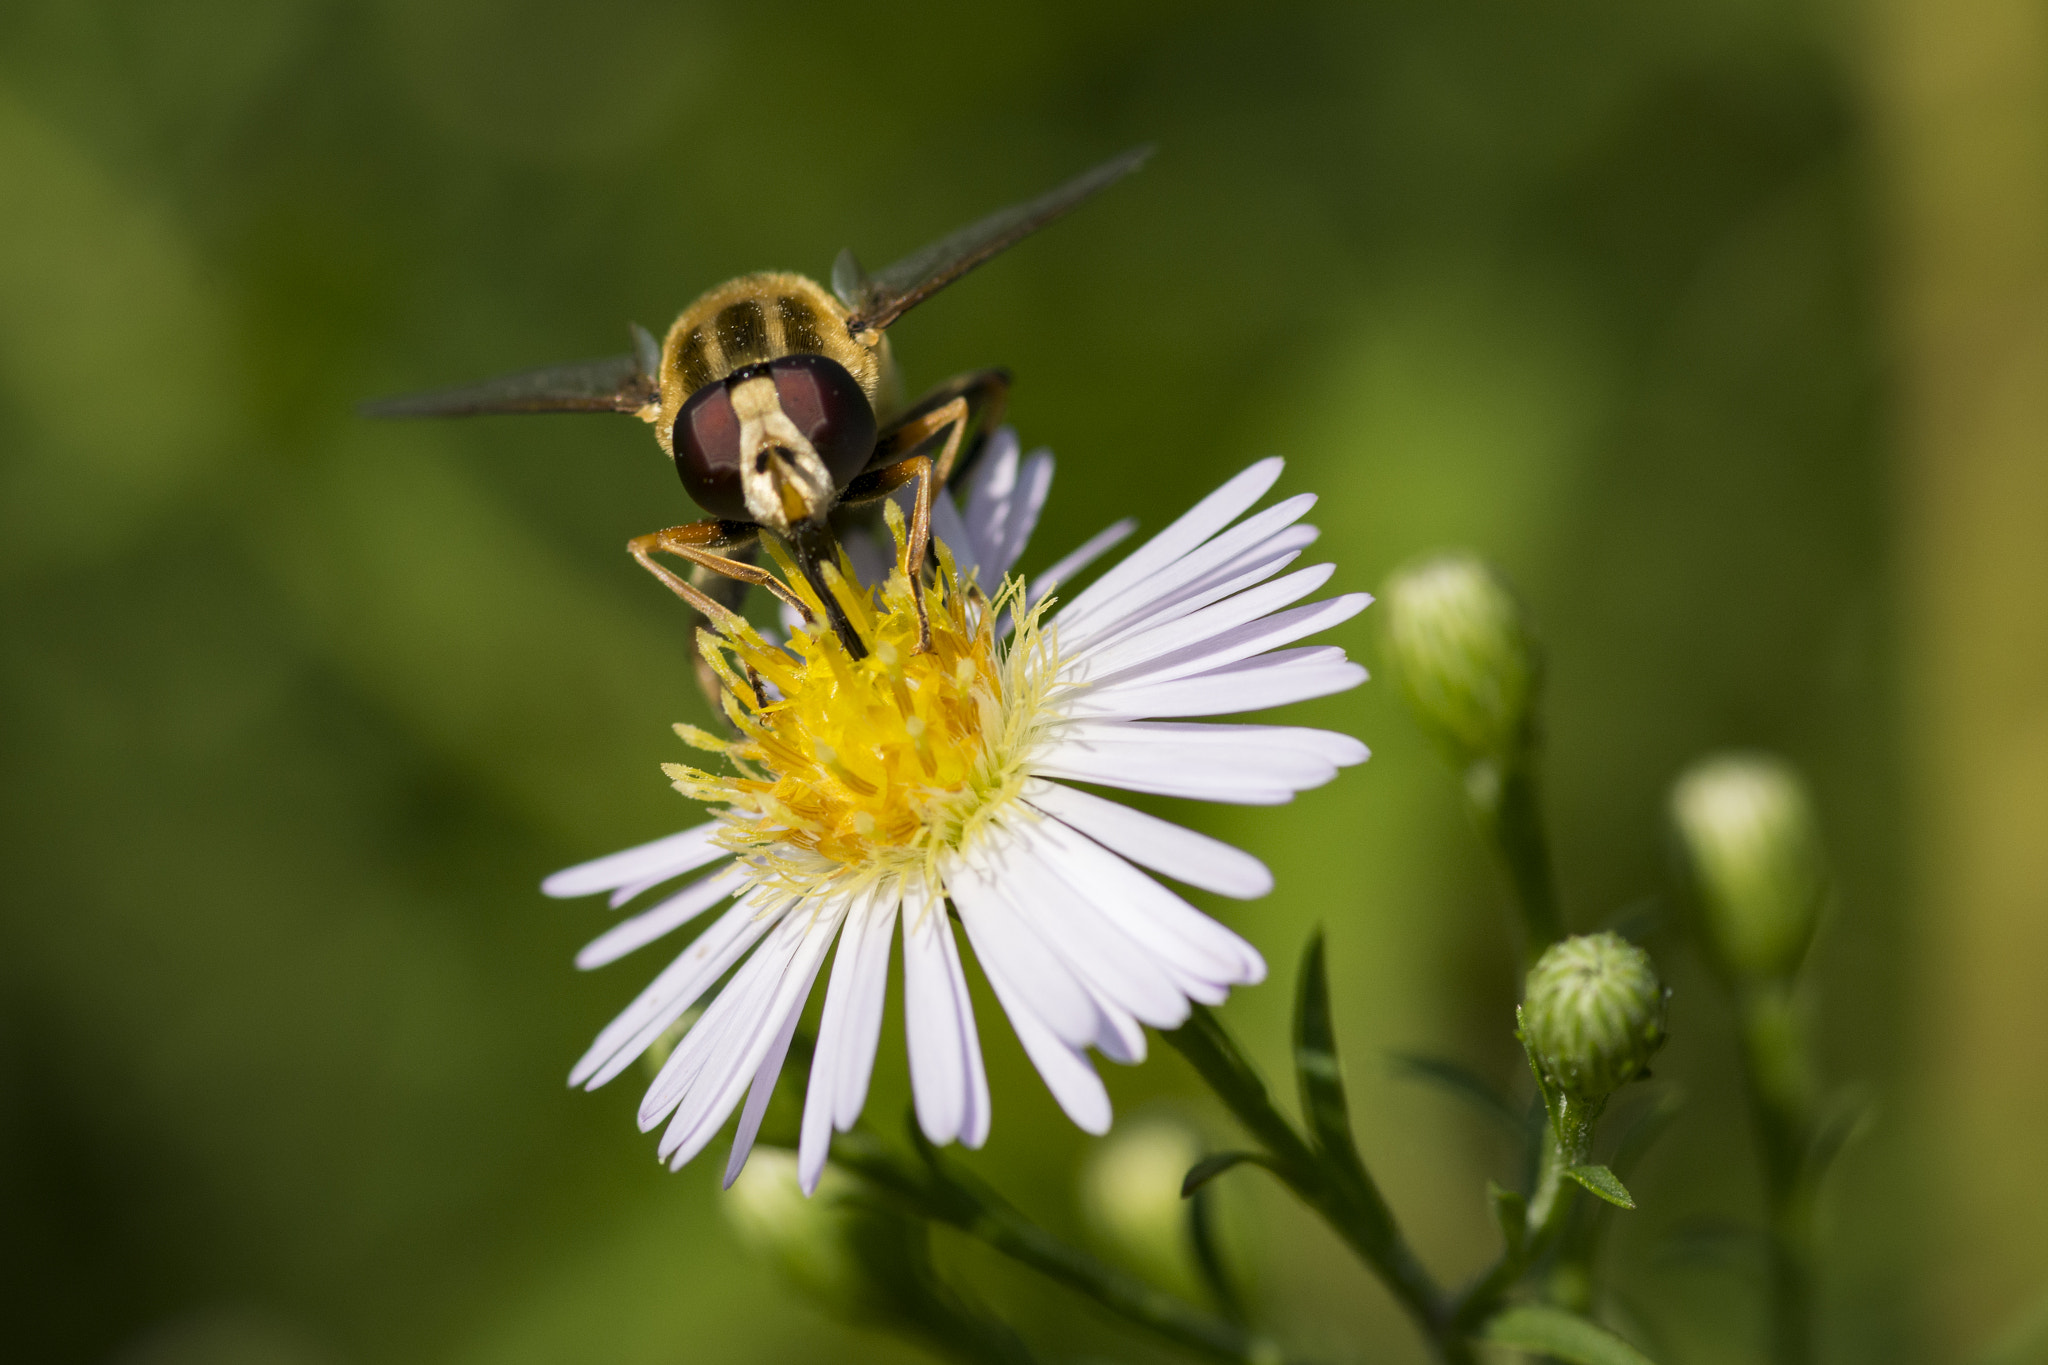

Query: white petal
[[575, 864, 746, 969], [1036, 720, 1366, 800], [1030, 741, 1308, 804], [902, 884, 988, 1146], [949, 853, 1101, 1049], [1058, 458, 1284, 627], [1063, 547, 1306, 663], [542, 823, 724, 899], [1021, 816, 1266, 986], [944, 907, 992, 1149], [989, 820, 1187, 1030], [1062, 492, 1315, 646], [1069, 565, 1339, 680], [1149, 524, 1322, 625], [929, 485, 978, 581], [961, 433, 1021, 573], [654, 906, 839, 1168], [568, 889, 782, 1090], [1063, 647, 1367, 720], [642, 909, 805, 1126], [799, 885, 898, 1191], [723, 989, 805, 1187], [834, 894, 899, 1130], [1085, 594, 1371, 693], [990, 451, 1053, 582], [1083, 985, 1148, 1063], [1023, 778, 1272, 898], [1028, 517, 1137, 609], [976, 950, 1113, 1135]]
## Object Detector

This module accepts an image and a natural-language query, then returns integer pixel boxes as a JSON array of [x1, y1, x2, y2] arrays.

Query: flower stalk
[[1163, 995, 1454, 1360], [1383, 553, 1561, 959], [1671, 753, 1832, 1365], [830, 1124, 1291, 1365]]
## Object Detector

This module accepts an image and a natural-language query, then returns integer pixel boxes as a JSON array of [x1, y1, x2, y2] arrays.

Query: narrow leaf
[[1480, 1304, 1657, 1365], [1390, 1052, 1529, 1139], [1180, 1151, 1270, 1197], [1487, 1180, 1527, 1256], [1293, 929, 1359, 1161], [1287, 932, 1406, 1258], [1566, 1164, 1636, 1209]]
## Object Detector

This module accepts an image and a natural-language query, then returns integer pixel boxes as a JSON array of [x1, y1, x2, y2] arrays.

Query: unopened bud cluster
[[1381, 553, 1540, 770], [1522, 932, 1668, 1103], [1670, 753, 1827, 983]]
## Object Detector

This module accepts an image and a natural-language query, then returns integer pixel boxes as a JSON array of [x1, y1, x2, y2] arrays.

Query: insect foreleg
[[628, 521, 804, 715], [866, 367, 1010, 488], [844, 451, 938, 654]]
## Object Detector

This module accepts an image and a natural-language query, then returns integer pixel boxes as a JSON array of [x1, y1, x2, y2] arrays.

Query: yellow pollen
[[666, 530, 1062, 900]]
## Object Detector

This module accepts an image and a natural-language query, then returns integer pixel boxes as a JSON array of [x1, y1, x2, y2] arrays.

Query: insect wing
[[361, 324, 662, 418], [841, 145, 1153, 337]]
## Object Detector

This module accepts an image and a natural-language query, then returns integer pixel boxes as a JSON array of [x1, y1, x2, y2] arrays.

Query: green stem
[[1521, 1128, 1573, 1244], [1736, 984, 1816, 1365], [1467, 759, 1564, 960], [834, 1130, 1286, 1365], [1448, 1133, 1588, 1334], [1188, 1184, 1249, 1324], [1164, 1008, 1454, 1359]]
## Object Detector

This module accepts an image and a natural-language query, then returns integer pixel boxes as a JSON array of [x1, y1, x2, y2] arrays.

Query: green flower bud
[[726, 1152, 1032, 1361], [1522, 933, 1668, 1102], [724, 1146, 876, 1317], [1381, 553, 1541, 769], [1081, 1118, 1208, 1300], [1670, 753, 1827, 983]]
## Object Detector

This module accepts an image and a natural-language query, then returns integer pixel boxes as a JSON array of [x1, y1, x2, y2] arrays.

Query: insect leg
[[629, 520, 807, 715], [865, 367, 1011, 489], [841, 452, 938, 654]]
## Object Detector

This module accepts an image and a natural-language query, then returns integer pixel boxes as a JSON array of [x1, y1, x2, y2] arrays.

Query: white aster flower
[[544, 434, 1371, 1192]]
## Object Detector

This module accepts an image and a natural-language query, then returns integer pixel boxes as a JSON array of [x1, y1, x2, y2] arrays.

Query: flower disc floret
[[663, 514, 1059, 899]]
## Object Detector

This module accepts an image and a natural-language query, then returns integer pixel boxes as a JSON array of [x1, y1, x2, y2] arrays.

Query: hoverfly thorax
[[364, 147, 1149, 677], [655, 273, 896, 535]]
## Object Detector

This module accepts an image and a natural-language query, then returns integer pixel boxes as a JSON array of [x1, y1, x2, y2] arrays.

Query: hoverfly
[[366, 147, 1150, 703]]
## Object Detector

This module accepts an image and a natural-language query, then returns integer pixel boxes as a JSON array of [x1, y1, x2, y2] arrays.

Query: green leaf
[[1566, 1164, 1635, 1209], [1180, 1151, 1270, 1197], [1293, 929, 1360, 1163], [1480, 1304, 1657, 1365], [1389, 1052, 1530, 1139], [1487, 1180, 1526, 1256]]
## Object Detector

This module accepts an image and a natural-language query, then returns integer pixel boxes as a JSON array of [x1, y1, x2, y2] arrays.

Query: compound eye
[[769, 353, 876, 490], [671, 382, 749, 521]]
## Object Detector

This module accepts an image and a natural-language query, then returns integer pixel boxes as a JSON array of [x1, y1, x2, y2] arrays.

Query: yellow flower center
[[662, 510, 1059, 900]]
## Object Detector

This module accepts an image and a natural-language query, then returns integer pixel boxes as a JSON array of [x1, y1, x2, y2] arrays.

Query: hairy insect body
[[363, 147, 1149, 677], [653, 273, 897, 447]]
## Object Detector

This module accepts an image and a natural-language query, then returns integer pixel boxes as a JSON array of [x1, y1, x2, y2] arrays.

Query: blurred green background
[[5, 1, 2045, 1362]]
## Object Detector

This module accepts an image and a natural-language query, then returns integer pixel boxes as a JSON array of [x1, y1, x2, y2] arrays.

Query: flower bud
[[1080, 1118, 1208, 1300], [724, 1150, 885, 1320], [1521, 933, 1668, 1102], [726, 1151, 1029, 1360], [1670, 753, 1827, 983], [1380, 553, 1540, 769]]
